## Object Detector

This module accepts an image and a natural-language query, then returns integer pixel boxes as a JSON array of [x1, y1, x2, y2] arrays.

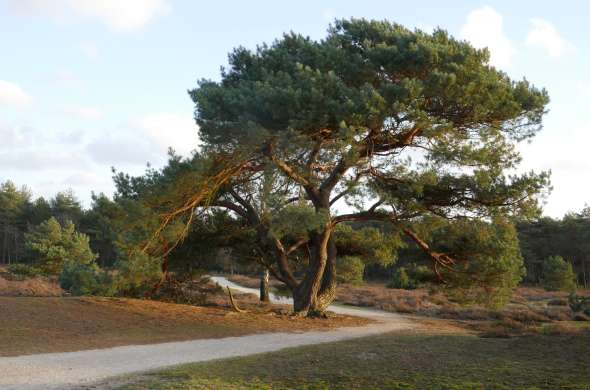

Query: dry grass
[[225, 274, 282, 289], [0, 294, 370, 357], [226, 273, 590, 337], [0, 269, 63, 297]]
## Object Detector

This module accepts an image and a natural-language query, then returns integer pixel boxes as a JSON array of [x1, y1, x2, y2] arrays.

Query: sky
[[0, 0, 588, 218]]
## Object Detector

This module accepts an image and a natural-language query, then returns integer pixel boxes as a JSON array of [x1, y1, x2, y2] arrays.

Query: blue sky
[[0, 0, 588, 217]]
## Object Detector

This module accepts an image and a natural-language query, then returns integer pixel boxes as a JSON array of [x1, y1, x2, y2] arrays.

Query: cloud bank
[[11, 0, 171, 32]]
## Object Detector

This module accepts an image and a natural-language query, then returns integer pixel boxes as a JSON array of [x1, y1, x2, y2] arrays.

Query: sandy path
[[0, 277, 414, 390]]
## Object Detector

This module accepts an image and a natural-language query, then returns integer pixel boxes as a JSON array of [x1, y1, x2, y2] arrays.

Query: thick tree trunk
[[292, 226, 337, 316], [259, 268, 270, 302], [315, 236, 338, 311]]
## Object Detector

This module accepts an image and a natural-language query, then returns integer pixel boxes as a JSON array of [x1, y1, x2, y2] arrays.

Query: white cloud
[[0, 80, 32, 108], [460, 6, 515, 68], [11, 0, 171, 32], [86, 135, 158, 165], [62, 105, 103, 121], [518, 124, 590, 217], [79, 42, 99, 60], [526, 18, 574, 58], [133, 112, 200, 157], [84, 112, 198, 166], [0, 111, 198, 206]]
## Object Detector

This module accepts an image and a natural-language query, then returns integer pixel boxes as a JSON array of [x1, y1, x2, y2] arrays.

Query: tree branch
[[272, 237, 299, 288], [286, 237, 308, 255], [332, 210, 395, 225], [402, 228, 458, 268], [211, 200, 248, 219]]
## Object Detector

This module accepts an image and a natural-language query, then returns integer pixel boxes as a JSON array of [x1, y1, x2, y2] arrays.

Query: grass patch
[[118, 332, 590, 390]]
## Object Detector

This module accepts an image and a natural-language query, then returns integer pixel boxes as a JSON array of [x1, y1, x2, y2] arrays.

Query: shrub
[[569, 293, 590, 314], [387, 263, 435, 290], [408, 264, 436, 284], [336, 256, 365, 285], [7, 263, 42, 278], [112, 249, 162, 296], [387, 267, 417, 289], [542, 256, 577, 292], [59, 263, 113, 296]]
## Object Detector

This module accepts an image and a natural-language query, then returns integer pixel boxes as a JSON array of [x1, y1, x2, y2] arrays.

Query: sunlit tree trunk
[[292, 224, 336, 315], [259, 268, 270, 302]]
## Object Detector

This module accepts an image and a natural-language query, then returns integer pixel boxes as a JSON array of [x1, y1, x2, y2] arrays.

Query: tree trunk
[[315, 236, 338, 311], [260, 268, 270, 302], [583, 258, 588, 289], [292, 226, 336, 316]]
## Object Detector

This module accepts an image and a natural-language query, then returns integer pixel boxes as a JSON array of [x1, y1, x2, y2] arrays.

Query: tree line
[[2, 169, 587, 290]]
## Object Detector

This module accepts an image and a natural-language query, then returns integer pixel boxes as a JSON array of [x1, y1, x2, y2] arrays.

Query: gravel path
[[0, 277, 415, 390]]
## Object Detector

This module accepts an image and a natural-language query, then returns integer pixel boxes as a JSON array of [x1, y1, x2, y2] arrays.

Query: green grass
[[118, 332, 590, 390]]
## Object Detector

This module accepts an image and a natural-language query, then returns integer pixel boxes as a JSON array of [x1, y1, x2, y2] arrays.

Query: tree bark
[[260, 268, 270, 302], [315, 235, 338, 310], [292, 225, 335, 315]]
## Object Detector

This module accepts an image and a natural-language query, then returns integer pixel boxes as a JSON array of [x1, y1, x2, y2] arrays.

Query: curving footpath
[[0, 277, 415, 390]]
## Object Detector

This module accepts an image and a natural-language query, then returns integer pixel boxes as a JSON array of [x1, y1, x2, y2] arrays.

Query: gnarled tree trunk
[[292, 226, 337, 315]]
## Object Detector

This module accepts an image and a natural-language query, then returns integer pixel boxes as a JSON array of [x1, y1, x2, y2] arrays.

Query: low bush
[[387, 263, 435, 290], [542, 256, 577, 293], [501, 308, 550, 324], [59, 263, 113, 296], [7, 263, 42, 278], [543, 307, 573, 321], [568, 293, 590, 314], [387, 267, 416, 289], [547, 298, 568, 306], [336, 256, 365, 285]]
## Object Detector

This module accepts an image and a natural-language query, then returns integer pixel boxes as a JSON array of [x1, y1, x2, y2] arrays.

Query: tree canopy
[[183, 19, 550, 314]]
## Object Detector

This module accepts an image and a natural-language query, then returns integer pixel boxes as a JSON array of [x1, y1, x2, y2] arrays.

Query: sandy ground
[[0, 277, 416, 390]]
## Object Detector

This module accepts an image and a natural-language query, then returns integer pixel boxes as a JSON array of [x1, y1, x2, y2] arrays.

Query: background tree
[[25, 217, 97, 275], [541, 255, 577, 293], [50, 190, 83, 226], [188, 19, 549, 314], [518, 208, 590, 288], [0, 181, 31, 264]]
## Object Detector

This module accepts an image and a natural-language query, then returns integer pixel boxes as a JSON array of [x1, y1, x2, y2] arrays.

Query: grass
[[117, 332, 590, 390], [0, 296, 369, 357]]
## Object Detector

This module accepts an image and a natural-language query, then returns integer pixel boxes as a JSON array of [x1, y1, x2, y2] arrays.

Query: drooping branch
[[402, 228, 459, 269], [226, 287, 246, 313]]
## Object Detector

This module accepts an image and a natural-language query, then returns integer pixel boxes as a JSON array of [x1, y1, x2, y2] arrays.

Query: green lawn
[[118, 332, 590, 390]]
